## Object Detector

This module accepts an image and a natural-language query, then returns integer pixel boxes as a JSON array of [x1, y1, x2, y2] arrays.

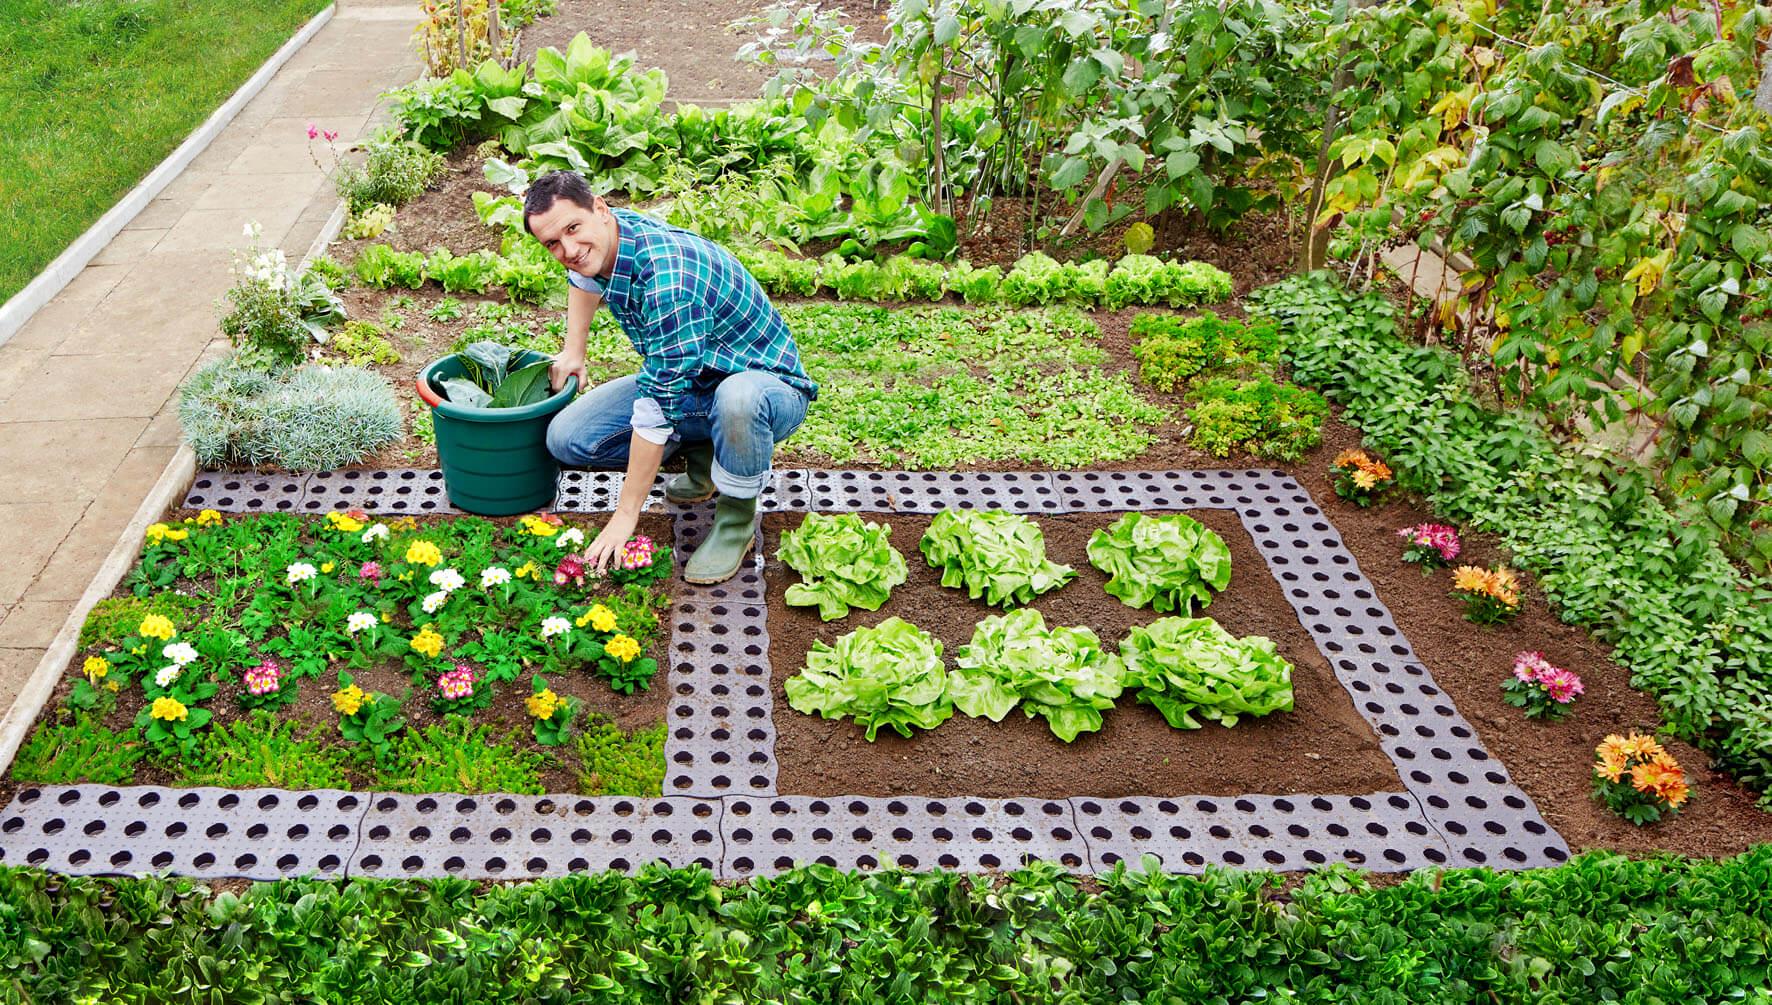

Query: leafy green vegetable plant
[[948, 608, 1123, 742], [919, 510, 1074, 608], [1086, 513, 1232, 613], [1188, 377, 1328, 461], [576, 718, 665, 795], [439, 340, 555, 408], [1114, 617, 1295, 730], [783, 617, 952, 740], [776, 513, 908, 621]]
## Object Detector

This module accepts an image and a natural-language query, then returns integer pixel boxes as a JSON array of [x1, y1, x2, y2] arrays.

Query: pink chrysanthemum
[[244, 660, 283, 696], [1542, 668, 1585, 704]]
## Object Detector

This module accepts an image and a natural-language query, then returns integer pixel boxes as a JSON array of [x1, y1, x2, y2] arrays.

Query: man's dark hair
[[523, 170, 599, 236]]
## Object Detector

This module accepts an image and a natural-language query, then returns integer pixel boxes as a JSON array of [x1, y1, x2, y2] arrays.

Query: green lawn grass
[[0, 0, 332, 306]]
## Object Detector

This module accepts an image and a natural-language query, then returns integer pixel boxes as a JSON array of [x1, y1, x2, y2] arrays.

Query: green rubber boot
[[665, 441, 717, 504], [683, 494, 757, 584]]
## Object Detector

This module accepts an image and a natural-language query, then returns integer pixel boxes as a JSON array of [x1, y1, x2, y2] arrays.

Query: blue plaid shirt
[[567, 209, 815, 434]]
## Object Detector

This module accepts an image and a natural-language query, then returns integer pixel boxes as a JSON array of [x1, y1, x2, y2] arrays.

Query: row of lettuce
[[3, 850, 1770, 1001]]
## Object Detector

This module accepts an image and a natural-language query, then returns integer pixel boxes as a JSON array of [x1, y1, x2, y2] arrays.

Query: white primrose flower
[[162, 642, 198, 667], [540, 617, 571, 640], [362, 523, 389, 543], [347, 612, 379, 635], [556, 528, 586, 549], [154, 665, 181, 689], [421, 591, 450, 614], [480, 566, 512, 589], [286, 562, 318, 585], [429, 567, 466, 592]]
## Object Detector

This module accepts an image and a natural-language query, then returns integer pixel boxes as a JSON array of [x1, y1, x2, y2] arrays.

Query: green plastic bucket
[[416, 350, 579, 516]]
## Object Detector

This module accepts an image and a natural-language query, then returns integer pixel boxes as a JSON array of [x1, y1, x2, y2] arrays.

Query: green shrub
[[1131, 313, 1282, 391], [11, 715, 143, 784], [179, 712, 353, 789], [178, 352, 404, 470], [575, 719, 665, 795], [329, 320, 402, 366], [1188, 376, 1327, 461], [334, 128, 446, 213], [219, 231, 347, 366], [342, 202, 396, 240]]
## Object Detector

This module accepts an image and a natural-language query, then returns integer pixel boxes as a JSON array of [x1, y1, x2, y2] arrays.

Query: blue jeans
[[545, 371, 810, 499]]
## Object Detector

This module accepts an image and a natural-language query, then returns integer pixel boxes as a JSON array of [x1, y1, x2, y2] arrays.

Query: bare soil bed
[[763, 509, 1403, 799]]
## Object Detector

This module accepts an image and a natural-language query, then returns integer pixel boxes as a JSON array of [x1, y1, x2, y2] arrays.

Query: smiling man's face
[[527, 195, 619, 279]]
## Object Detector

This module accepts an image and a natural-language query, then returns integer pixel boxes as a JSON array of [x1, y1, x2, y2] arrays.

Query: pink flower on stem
[[323, 129, 339, 142], [359, 560, 384, 584], [1512, 651, 1554, 683], [618, 535, 655, 571], [438, 663, 476, 700], [1542, 668, 1585, 704], [244, 660, 283, 696], [306, 122, 319, 140], [554, 553, 586, 588]]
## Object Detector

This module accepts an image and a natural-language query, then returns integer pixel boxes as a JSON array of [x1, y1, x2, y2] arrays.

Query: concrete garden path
[[0, 0, 422, 723]]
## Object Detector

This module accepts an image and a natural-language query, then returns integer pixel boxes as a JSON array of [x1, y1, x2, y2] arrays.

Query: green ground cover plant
[[1187, 375, 1329, 462], [1254, 274, 1772, 802], [7, 850, 1772, 1001], [575, 719, 666, 796], [0, 0, 330, 304], [920, 510, 1075, 608], [776, 513, 909, 620]]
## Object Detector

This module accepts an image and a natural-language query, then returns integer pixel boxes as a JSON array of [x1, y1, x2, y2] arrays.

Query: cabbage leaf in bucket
[[1114, 617, 1294, 729], [439, 340, 554, 408]]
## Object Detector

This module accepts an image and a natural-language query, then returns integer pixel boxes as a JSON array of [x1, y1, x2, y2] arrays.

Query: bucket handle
[[415, 374, 445, 408]]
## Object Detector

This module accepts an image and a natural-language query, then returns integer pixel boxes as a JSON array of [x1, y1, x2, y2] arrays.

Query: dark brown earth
[[521, 0, 774, 105], [1293, 422, 1772, 859], [764, 510, 1402, 798], [6, 512, 674, 798]]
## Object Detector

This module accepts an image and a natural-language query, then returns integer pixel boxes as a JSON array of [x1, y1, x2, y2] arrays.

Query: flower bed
[[7, 510, 677, 797]]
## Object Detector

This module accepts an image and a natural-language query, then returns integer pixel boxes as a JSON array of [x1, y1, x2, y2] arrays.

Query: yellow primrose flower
[[526, 689, 561, 720], [331, 684, 367, 716], [576, 603, 617, 633], [196, 509, 223, 527], [410, 627, 444, 658], [520, 515, 559, 537], [321, 561, 335, 574], [326, 512, 365, 533], [82, 656, 109, 682], [163, 527, 188, 542], [389, 516, 418, 532], [145, 523, 170, 545], [131, 645, 147, 656], [150, 696, 188, 722], [138, 614, 175, 641], [405, 540, 442, 567], [604, 634, 642, 663], [515, 561, 538, 580]]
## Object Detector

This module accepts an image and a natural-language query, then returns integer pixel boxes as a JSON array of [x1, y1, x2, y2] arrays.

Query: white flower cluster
[[481, 566, 512, 589], [286, 562, 318, 585], [540, 616, 571, 639], [556, 528, 586, 549], [362, 523, 389, 544], [347, 612, 379, 634]]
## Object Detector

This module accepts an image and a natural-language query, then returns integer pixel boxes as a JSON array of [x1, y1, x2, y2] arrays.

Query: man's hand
[[582, 508, 639, 574], [550, 353, 588, 393]]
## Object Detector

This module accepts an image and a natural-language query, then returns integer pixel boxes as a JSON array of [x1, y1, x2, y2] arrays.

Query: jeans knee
[[545, 416, 578, 465]]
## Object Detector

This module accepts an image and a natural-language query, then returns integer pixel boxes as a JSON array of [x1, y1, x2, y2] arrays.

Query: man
[[526, 170, 816, 584]]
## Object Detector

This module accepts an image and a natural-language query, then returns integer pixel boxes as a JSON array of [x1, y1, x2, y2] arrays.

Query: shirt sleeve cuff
[[630, 396, 673, 445]]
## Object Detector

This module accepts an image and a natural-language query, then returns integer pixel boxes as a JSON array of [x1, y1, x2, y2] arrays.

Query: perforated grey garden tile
[[347, 793, 722, 878], [1070, 792, 1451, 874], [299, 468, 460, 514], [555, 470, 668, 513], [721, 795, 1088, 878], [183, 471, 308, 512], [0, 785, 360, 880]]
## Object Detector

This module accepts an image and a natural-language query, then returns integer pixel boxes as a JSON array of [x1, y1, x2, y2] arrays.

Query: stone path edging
[[0, 4, 338, 347]]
